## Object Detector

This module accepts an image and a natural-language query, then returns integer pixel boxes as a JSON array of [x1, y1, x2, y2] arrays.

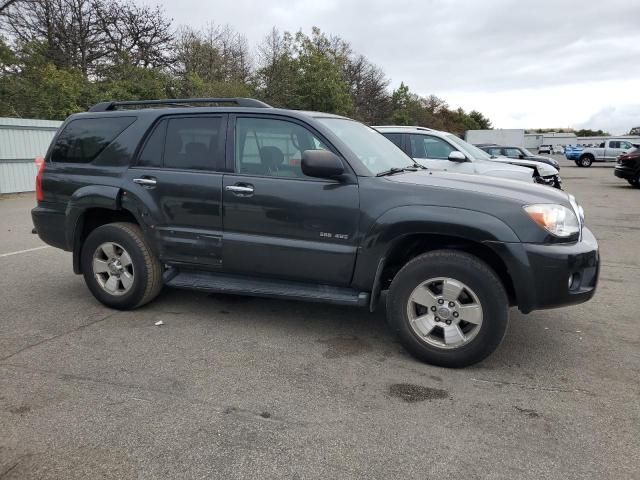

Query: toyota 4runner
[[32, 98, 600, 367]]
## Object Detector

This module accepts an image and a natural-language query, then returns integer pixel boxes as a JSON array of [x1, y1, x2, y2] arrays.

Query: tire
[[579, 155, 593, 168], [629, 174, 640, 188], [81, 222, 163, 310], [386, 250, 509, 368]]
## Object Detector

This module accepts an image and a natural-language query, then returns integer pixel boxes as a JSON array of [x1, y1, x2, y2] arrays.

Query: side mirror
[[519, 153, 525, 159], [448, 151, 467, 162], [301, 150, 345, 179]]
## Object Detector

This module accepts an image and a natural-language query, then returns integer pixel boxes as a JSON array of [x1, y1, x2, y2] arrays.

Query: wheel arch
[[355, 205, 520, 308], [375, 233, 516, 309], [66, 186, 146, 274]]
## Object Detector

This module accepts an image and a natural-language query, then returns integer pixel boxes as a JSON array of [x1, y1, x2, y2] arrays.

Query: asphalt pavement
[[1, 157, 638, 479]]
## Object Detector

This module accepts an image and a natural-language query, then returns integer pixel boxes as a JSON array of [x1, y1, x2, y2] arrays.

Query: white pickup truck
[[573, 139, 636, 167]]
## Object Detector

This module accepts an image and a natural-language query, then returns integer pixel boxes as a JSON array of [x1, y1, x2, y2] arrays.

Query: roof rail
[[88, 97, 271, 112], [372, 125, 435, 131]]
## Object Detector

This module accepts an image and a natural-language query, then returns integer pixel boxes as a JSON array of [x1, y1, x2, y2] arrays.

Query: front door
[[123, 114, 227, 267], [408, 133, 474, 174], [222, 115, 360, 286]]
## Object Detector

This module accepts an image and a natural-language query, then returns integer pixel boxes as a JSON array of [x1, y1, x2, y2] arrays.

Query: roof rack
[[372, 125, 435, 131], [88, 97, 271, 112]]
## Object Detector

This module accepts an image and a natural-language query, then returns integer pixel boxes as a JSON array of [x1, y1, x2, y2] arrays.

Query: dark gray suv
[[32, 98, 599, 367]]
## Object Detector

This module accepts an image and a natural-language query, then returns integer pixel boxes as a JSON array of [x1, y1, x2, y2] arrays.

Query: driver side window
[[235, 117, 329, 178], [409, 134, 456, 160]]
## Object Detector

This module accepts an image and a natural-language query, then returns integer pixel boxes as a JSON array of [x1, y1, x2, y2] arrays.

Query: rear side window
[[136, 116, 225, 171], [164, 117, 224, 171], [51, 117, 135, 163]]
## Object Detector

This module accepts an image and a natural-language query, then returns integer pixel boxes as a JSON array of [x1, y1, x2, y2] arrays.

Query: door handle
[[133, 177, 157, 187], [225, 185, 254, 194]]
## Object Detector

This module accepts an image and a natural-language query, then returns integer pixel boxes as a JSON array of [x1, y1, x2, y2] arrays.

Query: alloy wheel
[[92, 242, 135, 296], [406, 277, 483, 349]]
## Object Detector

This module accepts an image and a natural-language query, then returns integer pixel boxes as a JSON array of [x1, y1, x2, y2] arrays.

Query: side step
[[164, 270, 370, 307]]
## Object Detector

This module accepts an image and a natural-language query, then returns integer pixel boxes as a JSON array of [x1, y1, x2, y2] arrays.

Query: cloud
[[576, 105, 640, 135], [158, 0, 640, 131]]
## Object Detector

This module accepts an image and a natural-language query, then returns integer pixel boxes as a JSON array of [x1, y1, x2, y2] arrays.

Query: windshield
[[444, 134, 493, 160], [316, 118, 415, 174]]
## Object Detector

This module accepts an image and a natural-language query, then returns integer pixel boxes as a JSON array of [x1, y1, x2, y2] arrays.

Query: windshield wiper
[[376, 166, 422, 177]]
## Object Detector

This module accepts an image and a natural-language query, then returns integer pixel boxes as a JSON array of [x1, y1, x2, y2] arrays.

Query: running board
[[164, 270, 370, 307]]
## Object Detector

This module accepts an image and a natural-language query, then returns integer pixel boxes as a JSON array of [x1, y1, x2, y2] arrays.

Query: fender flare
[[352, 205, 520, 291], [65, 185, 145, 274]]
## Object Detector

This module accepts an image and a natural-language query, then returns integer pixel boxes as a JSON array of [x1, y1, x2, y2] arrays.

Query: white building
[[465, 129, 525, 146]]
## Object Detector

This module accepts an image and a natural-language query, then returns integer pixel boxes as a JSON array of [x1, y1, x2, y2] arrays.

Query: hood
[[386, 170, 570, 206], [620, 150, 640, 160], [527, 155, 560, 168], [487, 156, 558, 176]]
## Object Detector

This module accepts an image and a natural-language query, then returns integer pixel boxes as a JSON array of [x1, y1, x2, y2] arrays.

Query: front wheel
[[386, 250, 509, 368], [628, 174, 640, 187], [81, 222, 163, 310]]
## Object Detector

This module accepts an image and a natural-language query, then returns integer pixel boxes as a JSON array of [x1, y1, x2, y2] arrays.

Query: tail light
[[35, 156, 45, 202]]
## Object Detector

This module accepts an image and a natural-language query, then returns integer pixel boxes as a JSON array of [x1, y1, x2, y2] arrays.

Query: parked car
[[572, 139, 635, 167], [538, 145, 552, 154], [32, 98, 599, 368], [565, 145, 583, 161], [614, 145, 640, 186], [376, 126, 561, 188], [478, 144, 560, 170]]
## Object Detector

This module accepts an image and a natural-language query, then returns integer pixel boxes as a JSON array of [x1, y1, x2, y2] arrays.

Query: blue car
[[565, 145, 583, 161]]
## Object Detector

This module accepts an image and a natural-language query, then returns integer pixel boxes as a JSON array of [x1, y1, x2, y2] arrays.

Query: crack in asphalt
[[0, 311, 119, 362], [472, 378, 595, 396]]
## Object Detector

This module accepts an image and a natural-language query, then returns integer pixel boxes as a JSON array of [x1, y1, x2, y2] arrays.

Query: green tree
[[469, 110, 492, 129], [292, 28, 352, 114], [575, 128, 610, 136], [0, 40, 96, 118], [390, 82, 413, 125]]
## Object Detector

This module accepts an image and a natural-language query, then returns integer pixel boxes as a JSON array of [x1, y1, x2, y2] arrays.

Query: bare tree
[[344, 54, 390, 124], [94, 0, 173, 70], [1, 0, 105, 74], [0, 0, 21, 14], [1, 0, 173, 75], [174, 23, 252, 84]]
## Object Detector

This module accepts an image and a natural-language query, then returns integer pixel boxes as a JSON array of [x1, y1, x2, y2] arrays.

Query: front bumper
[[614, 165, 638, 180], [535, 174, 562, 189], [488, 227, 599, 313]]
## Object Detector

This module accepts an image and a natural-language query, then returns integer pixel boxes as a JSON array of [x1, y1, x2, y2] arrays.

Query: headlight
[[524, 204, 580, 237]]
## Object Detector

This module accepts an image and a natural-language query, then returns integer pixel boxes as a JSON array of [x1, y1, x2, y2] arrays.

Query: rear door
[[123, 114, 227, 267], [221, 115, 360, 286]]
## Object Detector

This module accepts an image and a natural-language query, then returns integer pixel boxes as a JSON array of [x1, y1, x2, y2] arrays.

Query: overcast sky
[[157, 0, 640, 133]]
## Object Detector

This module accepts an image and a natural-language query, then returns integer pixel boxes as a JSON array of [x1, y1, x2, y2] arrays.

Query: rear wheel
[[579, 155, 593, 167], [386, 250, 509, 368], [81, 222, 163, 310]]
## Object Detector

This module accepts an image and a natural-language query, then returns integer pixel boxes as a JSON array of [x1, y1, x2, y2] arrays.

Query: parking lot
[[1, 157, 638, 479]]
